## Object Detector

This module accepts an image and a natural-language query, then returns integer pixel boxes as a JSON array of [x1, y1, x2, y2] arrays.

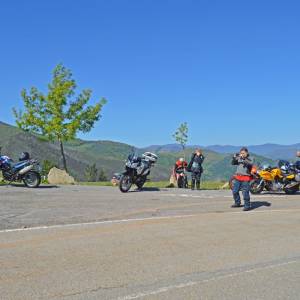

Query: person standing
[[231, 147, 254, 211], [188, 149, 205, 190]]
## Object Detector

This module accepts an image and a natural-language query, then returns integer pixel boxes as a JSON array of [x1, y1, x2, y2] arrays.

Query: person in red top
[[175, 157, 188, 171], [174, 158, 188, 186], [231, 147, 254, 211]]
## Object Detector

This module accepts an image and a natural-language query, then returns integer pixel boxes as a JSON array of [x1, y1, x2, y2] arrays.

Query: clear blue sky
[[0, 0, 299, 147]]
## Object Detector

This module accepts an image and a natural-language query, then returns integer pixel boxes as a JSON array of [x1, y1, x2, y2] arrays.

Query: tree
[[85, 163, 98, 182], [98, 168, 108, 181], [173, 122, 189, 159], [13, 63, 106, 171], [41, 160, 56, 177]]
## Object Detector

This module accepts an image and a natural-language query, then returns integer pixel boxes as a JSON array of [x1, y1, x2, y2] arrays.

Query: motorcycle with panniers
[[0, 151, 41, 188], [119, 152, 158, 193], [250, 160, 300, 194]]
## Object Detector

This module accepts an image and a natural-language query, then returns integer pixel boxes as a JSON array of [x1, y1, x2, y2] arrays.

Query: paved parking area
[[0, 185, 299, 299]]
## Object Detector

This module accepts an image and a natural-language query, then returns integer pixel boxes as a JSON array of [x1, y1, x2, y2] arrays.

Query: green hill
[[0, 121, 274, 181]]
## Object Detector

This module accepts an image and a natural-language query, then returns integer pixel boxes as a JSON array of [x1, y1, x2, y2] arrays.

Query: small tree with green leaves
[[173, 122, 189, 159], [13, 63, 106, 172], [41, 160, 56, 177], [98, 168, 108, 181], [85, 163, 98, 182]]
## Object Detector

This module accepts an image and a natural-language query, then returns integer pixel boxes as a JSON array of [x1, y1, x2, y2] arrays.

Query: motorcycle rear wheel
[[250, 179, 264, 194], [229, 176, 235, 190], [284, 184, 299, 195], [119, 175, 133, 193], [23, 171, 41, 188], [177, 176, 184, 188]]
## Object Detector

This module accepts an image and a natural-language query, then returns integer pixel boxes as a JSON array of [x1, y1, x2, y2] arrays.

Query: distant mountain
[[144, 142, 300, 160], [205, 143, 300, 160], [0, 121, 275, 181]]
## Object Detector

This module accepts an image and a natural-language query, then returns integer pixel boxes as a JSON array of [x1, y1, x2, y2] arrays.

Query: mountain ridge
[[0, 121, 279, 181]]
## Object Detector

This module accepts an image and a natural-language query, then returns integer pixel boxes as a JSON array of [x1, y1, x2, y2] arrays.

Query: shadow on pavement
[[37, 185, 59, 189], [250, 201, 272, 210], [128, 187, 161, 192], [1, 183, 59, 189]]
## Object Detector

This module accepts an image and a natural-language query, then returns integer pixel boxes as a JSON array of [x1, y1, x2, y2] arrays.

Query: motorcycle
[[250, 160, 300, 194], [119, 152, 158, 193], [0, 151, 41, 188], [175, 167, 189, 188]]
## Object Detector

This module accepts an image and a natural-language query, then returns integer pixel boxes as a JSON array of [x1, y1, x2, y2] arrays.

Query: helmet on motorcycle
[[278, 160, 290, 173], [179, 158, 184, 162], [262, 164, 271, 170], [19, 152, 30, 161], [142, 152, 158, 163]]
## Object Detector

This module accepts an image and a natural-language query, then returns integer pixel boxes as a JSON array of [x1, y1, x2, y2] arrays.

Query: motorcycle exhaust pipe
[[285, 182, 300, 189], [18, 165, 33, 175]]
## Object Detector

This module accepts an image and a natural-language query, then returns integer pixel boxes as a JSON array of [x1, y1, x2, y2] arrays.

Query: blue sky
[[0, 0, 299, 147]]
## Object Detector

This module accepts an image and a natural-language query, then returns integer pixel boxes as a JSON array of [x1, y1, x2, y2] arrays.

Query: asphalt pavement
[[0, 185, 299, 299]]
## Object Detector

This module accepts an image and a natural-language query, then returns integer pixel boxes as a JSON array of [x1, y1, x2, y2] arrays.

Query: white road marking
[[1, 208, 300, 234], [224, 195, 287, 198], [117, 260, 299, 300], [0, 214, 198, 233], [163, 193, 292, 199], [161, 193, 215, 198]]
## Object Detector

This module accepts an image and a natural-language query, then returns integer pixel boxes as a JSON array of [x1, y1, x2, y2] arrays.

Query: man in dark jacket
[[188, 149, 205, 190], [231, 147, 254, 211]]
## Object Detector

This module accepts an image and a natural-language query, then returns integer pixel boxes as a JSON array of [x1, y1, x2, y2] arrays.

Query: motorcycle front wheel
[[250, 179, 264, 194], [23, 171, 41, 188], [119, 175, 133, 193]]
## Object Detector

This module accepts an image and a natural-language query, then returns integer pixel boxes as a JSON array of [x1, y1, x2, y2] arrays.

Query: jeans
[[232, 180, 251, 208]]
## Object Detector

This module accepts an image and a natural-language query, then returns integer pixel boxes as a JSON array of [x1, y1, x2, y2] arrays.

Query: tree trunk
[[182, 145, 186, 161], [59, 139, 68, 172]]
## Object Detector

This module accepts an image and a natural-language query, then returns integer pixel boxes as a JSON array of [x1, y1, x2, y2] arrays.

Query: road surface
[[0, 185, 299, 299]]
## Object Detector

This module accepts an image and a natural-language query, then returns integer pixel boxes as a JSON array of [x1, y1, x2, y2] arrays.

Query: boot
[[196, 182, 200, 190], [191, 179, 195, 190]]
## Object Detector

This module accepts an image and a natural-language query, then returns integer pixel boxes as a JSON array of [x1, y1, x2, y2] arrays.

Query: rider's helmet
[[278, 160, 290, 173], [179, 158, 184, 162], [19, 152, 30, 161]]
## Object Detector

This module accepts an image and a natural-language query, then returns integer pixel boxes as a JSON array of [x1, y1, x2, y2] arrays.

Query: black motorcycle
[[0, 151, 41, 188], [119, 152, 158, 192], [175, 167, 189, 188]]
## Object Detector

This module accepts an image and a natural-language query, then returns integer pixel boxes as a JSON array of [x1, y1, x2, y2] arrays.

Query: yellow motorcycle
[[250, 160, 300, 194]]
